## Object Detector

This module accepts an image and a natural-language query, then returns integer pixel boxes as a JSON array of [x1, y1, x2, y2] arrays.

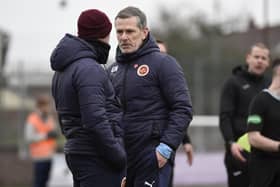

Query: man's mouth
[[121, 44, 130, 48]]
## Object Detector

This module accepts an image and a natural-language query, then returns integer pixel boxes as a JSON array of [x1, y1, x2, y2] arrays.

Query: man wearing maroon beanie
[[50, 9, 126, 187]]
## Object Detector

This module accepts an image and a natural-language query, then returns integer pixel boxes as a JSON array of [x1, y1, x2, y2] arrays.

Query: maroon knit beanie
[[77, 9, 112, 40]]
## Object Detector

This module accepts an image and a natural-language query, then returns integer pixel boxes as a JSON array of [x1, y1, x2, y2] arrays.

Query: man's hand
[[230, 142, 246, 162], [121, 177, 126, 187], [183, 143, 193, 166], [156, 151, 168, 168]]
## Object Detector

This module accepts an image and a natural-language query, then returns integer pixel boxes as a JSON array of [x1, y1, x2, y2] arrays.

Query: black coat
[[219, 65, 270, 146], [51, 34, 126, 170], [108, 34, 193, 153]]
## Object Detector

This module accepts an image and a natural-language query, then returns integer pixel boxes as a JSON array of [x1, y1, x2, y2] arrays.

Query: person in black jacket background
[[109, 6, 193, 187], [50, 9, 126, 187], [219, 43, 270, 187]]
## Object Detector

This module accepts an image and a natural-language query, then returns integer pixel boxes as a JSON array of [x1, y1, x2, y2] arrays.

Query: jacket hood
[[232, 65, 264, 81], [115, 32, 159, 63], [50, 34, 97, 71], [232, 65, 247, 75]]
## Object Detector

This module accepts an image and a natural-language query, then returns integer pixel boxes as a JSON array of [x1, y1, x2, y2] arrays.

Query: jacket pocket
[[151, 120, 167, 146]]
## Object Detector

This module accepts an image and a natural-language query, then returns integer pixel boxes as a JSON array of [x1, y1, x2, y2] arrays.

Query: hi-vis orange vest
[[27, 112, 56, 159]]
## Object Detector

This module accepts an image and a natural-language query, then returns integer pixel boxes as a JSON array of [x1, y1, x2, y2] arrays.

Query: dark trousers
[[126, 147, 172, 187], [167, 165, 174, 187], [33, 159, 52, 187], [124, 120, 172, 187], [224, 150, 250, 187], [159, 162, 172, 187], [65, 154, 125, 187], [249, 156, 280, 187]]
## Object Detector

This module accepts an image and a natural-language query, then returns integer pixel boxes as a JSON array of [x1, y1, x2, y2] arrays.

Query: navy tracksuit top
[[109, 34, 193, 153]]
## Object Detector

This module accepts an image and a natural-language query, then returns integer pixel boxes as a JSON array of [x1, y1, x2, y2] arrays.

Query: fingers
[[187, 151, 193, 166], [184, 144, 194, 166], [156, 151, 167, 168], [121, 177, 126, 187], [231, 144, 246, 162], [234, 150, 246, 162]]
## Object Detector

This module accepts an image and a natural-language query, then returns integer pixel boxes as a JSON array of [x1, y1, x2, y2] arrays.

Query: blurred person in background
[[156, 39, 194, 187], [50, 9, 126, 187], [24, 95, 58, 187], [109, 6, 193, 187], [247, 58, 280, 187], [219, 43, 270, 187]]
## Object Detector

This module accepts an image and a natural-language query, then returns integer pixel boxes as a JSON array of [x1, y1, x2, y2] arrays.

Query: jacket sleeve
[[182, 132, 191, 144], [247, 93, 265, 132], [24, 122, 46, 143], [219, 77, 236, 144], [158, 56, 193, 150], [73, 63, 126, 170]]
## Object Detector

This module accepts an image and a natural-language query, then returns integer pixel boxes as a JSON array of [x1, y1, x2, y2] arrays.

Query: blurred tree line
[[152, 8, 247, 115]]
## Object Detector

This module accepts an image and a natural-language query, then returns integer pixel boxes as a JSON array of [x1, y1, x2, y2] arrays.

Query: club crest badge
[[137, 64, 149, 77]]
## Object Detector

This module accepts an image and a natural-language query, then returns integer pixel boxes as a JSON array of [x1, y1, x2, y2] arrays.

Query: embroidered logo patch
[[111, 65, 118, 73], [137, 64, 149, 77], [144, 180, 155, 187], [242, 84, 250, 90], [247, 115, 262, 124]]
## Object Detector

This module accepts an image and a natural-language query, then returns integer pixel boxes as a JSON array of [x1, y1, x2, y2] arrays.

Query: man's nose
[[259, 59, 265, 64], [120, 32, 128, 40]]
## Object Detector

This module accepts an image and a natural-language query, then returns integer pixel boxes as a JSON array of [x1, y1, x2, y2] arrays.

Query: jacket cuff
[[226, 140, 235, 150], [156, 143, 173, 159], [182, 134, 191, 144]]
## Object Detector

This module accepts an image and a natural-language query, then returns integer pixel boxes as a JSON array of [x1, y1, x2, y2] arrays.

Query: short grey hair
[[115, 6, 147, 29]]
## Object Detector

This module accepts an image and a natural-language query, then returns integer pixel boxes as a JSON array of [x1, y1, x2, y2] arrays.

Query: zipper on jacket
[[121, 64, 129, 113]]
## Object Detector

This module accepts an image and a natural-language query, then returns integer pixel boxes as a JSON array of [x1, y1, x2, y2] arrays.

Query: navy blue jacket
[[51, 34, 126, 170], [109, 34, 193, 152]]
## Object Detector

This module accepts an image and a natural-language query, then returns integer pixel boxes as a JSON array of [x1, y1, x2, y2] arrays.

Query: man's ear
[[142, 27, 149, 40], [245, 53, 250, 65]]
